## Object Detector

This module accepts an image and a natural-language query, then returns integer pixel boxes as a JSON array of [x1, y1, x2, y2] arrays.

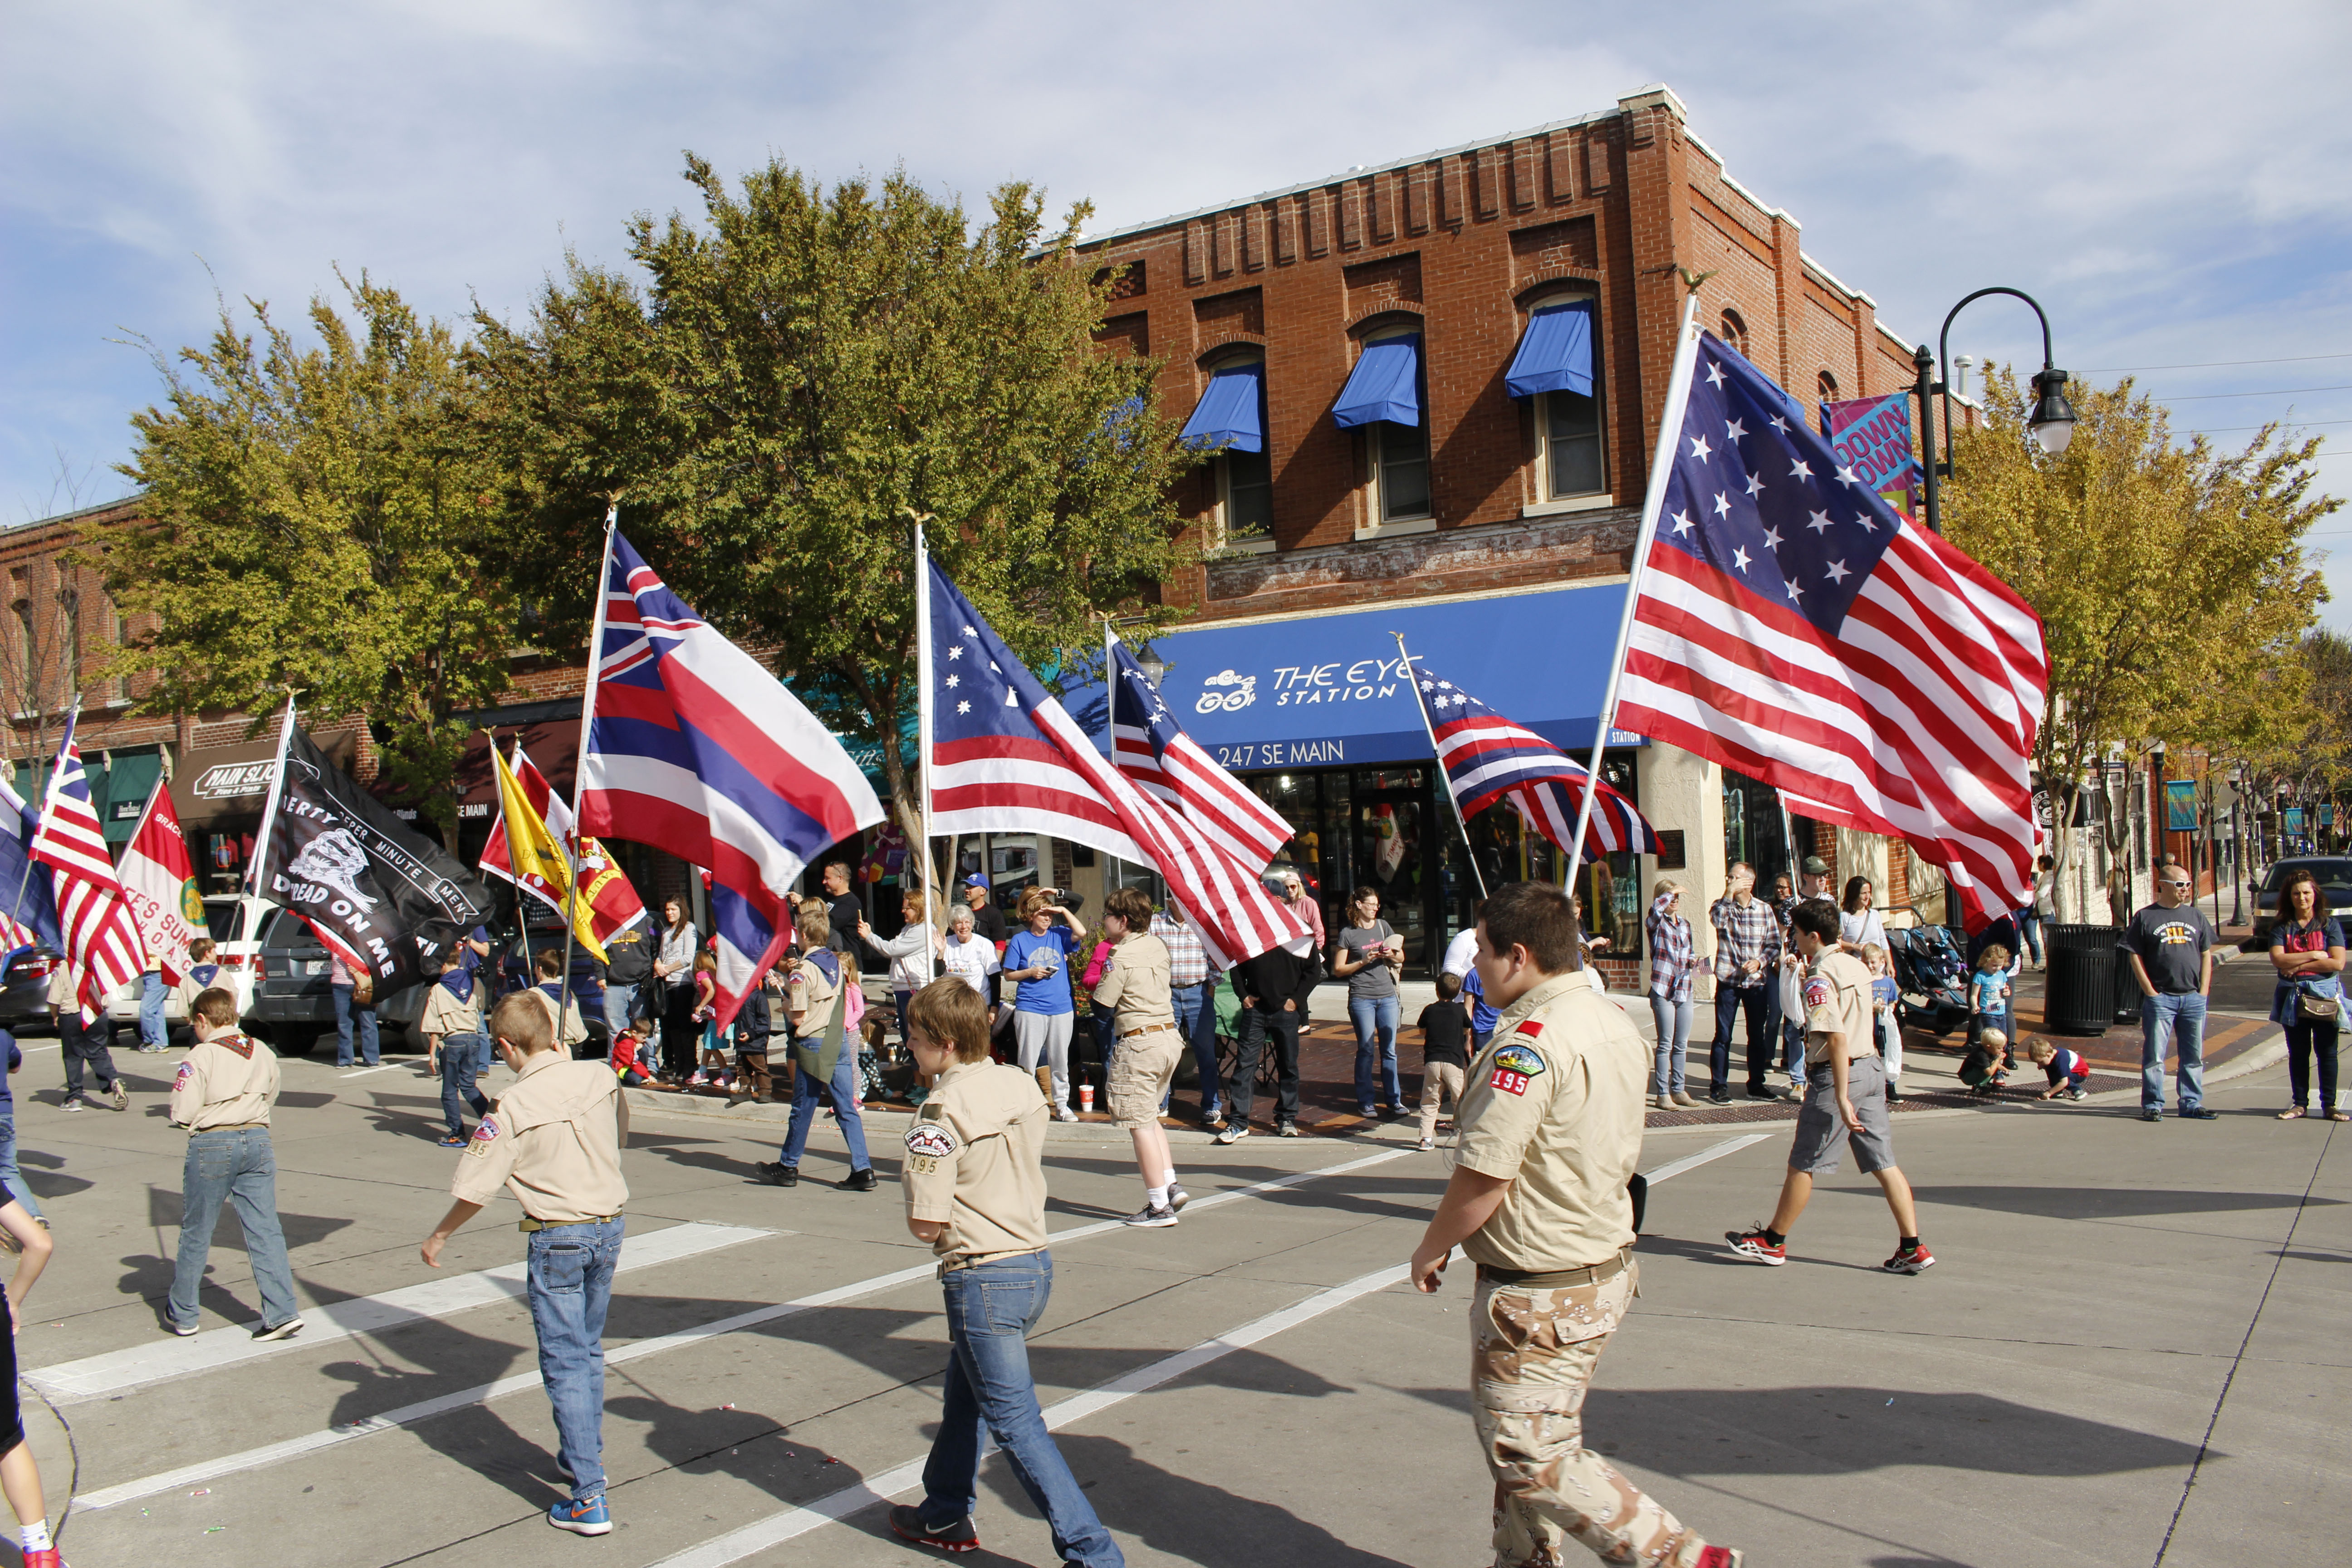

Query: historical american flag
[[576, 532, 883, 1027], [1108, 635, 1292, 870], [1406, 653, 1657, 857], [1613, 330, 2047, 928], [30, 718, 146, 1021], [0, 769, 61, 962], [925, 561, 1308, 968]]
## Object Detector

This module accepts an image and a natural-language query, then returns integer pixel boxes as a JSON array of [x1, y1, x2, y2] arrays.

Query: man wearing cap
[[1407, 882, 1740, 1568], [421, 990, 630, 1537], [1091, 887, 1189, 1227], [961, 874, 1007, 946]]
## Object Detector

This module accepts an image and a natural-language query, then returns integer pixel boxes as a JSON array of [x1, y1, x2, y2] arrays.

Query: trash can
[[2043, 923, 2122, 1035]]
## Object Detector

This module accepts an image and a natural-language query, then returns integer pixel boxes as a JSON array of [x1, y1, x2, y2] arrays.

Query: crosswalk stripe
[[31, 1220, 772, 1405], [647, 1264, 1411, 1568], [70, 1148, 1409, 1513]]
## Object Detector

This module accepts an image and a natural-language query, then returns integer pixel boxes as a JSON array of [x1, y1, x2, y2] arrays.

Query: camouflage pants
[[1471, 1258, 1711, 1568]]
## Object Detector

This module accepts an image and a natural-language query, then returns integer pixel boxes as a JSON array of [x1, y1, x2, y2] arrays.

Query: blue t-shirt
[[0, 1030, 18, 1114], [1870, 976, 1899, 1010], [1003, 926, 1079, 1015], [1462, 965, 1499, 1035], [1969, 970, 2010, 1015]]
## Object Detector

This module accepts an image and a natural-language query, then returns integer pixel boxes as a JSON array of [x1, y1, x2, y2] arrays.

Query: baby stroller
[[1885, 919, 1971, 1037]]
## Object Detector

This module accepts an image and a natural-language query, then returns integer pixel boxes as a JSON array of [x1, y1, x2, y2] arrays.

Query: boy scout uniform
[[902, 1059, 1050, 1267], [1089, 931, 1177, 1127], [418, 977, 485, 1044], [450, 1049, 630, 1225], [527, 982, 592, 1054], [1452, 971, 1719, 1568], [1788, 946, 1896, 1175], [170, 1026, 281, 1130], [168, 1024, 302, 1334]]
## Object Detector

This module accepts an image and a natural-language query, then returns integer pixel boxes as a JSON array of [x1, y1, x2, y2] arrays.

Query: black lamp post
[[1910, 286, 2077, 535]]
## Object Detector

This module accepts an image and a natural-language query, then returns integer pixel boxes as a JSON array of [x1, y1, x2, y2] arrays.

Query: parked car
[[244, 907, 344, 1054], [2249, 857, 2352, 946], [374, 917, 608, 1060], [101, 894, 267, 1040], [0, 946, 64, 1033]]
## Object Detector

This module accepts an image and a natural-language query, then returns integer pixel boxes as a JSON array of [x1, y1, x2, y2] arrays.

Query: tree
[[471, 156, 1197, 881], [1941, 368, 2336, 920], [89, 275, 515, 833]]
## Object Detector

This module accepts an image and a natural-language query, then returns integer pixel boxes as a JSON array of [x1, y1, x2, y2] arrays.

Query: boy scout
[[167, 987, 303, 1341], [421, 990, 629, 1537], [888, 978, 1124, 1567], [1726, 901, 1933, 1274], [420, 953, 491, 1148], [1407, 883, 1738, 1568], [47, 960, 126, 1113], [526, 946, 592, 1054], [756, 903, 876, 1190], [1089, 887, 1189, 1228]]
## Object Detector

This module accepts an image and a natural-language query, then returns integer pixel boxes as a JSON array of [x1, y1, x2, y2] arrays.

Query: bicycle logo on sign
[[1196, 670, 1257, 714]]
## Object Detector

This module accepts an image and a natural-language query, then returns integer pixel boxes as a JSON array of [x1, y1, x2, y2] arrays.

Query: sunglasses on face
[[2161, 878, 2190, 888]]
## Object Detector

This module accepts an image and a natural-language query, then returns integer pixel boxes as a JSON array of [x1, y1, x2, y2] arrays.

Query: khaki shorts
[[1787, 1052, 1895, 1175], [1107, 1025, 1183, 1127]]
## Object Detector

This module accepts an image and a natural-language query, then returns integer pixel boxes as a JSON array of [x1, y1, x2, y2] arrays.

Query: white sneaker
[[1055, 1107, 1078, 1122], [1166, 1185, 1190, 1212], [1122, 1203, 1179, 1229], [1215, 1122, 1250, 1145], [1416, 1139, 1435, 1152]]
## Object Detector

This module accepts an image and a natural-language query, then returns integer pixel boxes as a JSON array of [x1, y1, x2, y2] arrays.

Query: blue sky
[[6, 0, 2349, 614]]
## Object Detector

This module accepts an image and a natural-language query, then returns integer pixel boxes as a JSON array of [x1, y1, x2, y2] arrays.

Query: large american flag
[[30, 719, 146, 1022], [1613, 330, 2047, 928], [1406, 652, 1657, 858], [576, 532, 884, 1027], [925, 561, 1308, 968], [1108, 636, 1292, 869]]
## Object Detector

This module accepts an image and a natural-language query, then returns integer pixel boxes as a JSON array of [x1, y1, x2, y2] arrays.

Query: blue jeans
[[0, 1116, 41, 1219], [140, 971, 167, 1048], [528, 1215, 624, 1505], [1173, 981, 1218, 1118], [2141, 992, 2208, 1112], [779, 1043, 872, 1172], [603, 980, 638, 1048], [1715, 984, 1771, 1091], [169, 1127, 299, 1333], [2017, 909, 2045, 965], [331, 984, 379, 1067], [439, 1032, 490, 1138], [1349, 994, 1402, 1112], [1648, 992, 1692, 1095], [916, 1252, 1122, 1568]]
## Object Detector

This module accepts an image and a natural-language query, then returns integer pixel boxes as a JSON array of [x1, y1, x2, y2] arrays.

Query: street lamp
[[1911, 286, 2075, 534]]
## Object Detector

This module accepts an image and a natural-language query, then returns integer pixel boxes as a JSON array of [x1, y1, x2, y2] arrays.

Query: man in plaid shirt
[[1152, 908, 1222, 1127], [1710, 863, 1783, 1104]]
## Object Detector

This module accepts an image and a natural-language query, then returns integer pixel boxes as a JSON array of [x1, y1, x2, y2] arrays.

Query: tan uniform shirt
[[418, 980, 485, 1040], [1455, 971, 1649, 1273], [451, 1050, 630, 1223], [524, 986, 591, 1050], [45, 965, 73, 1011], [902, 1058, 1051, 1269], [1089, 931, 1174, 1034], [1802, 949, 1877, 1064], [170, 1030, 281, 1130], [787, 954, 842, 1039]]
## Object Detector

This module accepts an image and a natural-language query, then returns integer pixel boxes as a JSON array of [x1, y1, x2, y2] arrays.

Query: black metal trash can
[[2043, 923, 2122, 1035]]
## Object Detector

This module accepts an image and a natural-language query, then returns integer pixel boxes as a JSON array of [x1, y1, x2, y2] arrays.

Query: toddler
[[1414, 972, 1470, 1152], [1969, 943, 2014, 1068], [1861, 942, 1904, 1102], [1960, 1026, 2010, 1097], [691, 951, 730, 1088], [612, 1017, 655, 1088], [2028, 1036, 2092, 1101]]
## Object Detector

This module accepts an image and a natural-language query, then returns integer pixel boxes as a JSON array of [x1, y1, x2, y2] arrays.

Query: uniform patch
[[466, 1116, 500, 1156], [1490, 1067, 1532, 1097], [173, 1061, 194, 1091], [1802, 978, 1831, 1011], [905, 1122, 959, 1160], [1513, 1019, 1544, 1039], [908, 1155, 939, 1176], [1490, 1042, 1546, 1077], [217, 1032, 255, 1059]]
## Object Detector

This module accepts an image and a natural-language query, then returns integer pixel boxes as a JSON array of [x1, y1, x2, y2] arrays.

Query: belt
[[188, 1122, 268, 1134], [1118, 1022, 1176, 1040], [939, 1245, 1048, 1275], [519, 1213, 623, 1233], [1476, 1248, 1633, 1290]]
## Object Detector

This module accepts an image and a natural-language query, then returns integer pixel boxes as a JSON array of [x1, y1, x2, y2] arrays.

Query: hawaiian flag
[[925, 561, 1307, 969], [29, 717, 146, 1022], [575, 532, 884, 1027], [1406, 654, 1657, 858], [1613, 329, 2047, 929], [1107, 635, 1292, 870]]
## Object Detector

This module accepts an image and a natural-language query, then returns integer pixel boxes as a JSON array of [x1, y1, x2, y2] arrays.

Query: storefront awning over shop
[[1504, 300, 1596, 399], [1067, 580, 1646, 772], [96, 749, 162, 843], [1332, 335, 1422, 428], [173, 731, 358, 830], [1179, 362, 1265, 452]]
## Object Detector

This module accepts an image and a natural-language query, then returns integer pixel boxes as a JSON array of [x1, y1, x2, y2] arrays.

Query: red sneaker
[[1882, 1242, 1936, 1275], [1725, 1227, 1786, 1266], [1695, 1548, 1744, 1567], [22, 1548, 64, 1568]]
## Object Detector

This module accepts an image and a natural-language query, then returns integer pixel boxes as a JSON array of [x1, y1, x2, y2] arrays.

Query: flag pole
[[1393, 632, 1487, 901], [1564, 291, 1704, 901], [557, 501, 622, 1033], [491, 731, 534, 989], [913, 511, 938, 983], [237, 691, 300, 975], [10, 695, 83, 962]]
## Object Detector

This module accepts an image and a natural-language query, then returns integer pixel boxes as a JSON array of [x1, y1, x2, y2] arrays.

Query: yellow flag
[[493, 745, 608, 963]]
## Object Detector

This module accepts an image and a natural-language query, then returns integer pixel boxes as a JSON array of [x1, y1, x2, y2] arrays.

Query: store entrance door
[[1350, 776, 1434, 974]]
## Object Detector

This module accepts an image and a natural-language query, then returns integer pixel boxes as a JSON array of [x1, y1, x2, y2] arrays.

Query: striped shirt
[[1710, 896, 1781, 985], [1152, 911, 1209, 988], [1646, 897, 1696, 1001]]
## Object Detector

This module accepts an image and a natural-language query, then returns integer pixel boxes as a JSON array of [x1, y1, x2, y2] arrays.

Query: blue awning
[[1061, 580, 1645, 770], [1178, 363, 1264, 453], [1332, 334, 1422, 428], [1504, 300, 1596, 399]]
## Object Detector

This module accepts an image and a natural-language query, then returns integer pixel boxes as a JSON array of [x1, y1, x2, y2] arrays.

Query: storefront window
[[1722, 764, 1789, 890]]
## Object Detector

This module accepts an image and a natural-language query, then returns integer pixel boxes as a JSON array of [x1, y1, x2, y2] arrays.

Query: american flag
[[576, 532, 884, 1027], [1406, 652, 1657, 858], [1613, 329, 2047, 928], [30, 718, 146, 1022], [1108, 636, 1292, 870], [925, 560, 1308, 969]]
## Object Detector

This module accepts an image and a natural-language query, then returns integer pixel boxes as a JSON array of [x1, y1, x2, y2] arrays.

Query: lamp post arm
[[1935, 286, 2057, 478]]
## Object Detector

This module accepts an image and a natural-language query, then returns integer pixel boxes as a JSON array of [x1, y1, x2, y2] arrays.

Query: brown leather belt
[[1475, 1247, 1633, 1290], [519, 1213, 623, 1233], [1119, 1022, 1176, 1040]]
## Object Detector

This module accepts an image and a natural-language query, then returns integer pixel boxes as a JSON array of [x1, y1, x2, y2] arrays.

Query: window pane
[[1378, 422, 1431, 521], [1225, 447, 1272, 539], [1546, 391, 1603, 497]]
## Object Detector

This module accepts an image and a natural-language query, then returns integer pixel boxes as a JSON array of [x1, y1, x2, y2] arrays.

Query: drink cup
[[1079, 1083, 1095, 1114]]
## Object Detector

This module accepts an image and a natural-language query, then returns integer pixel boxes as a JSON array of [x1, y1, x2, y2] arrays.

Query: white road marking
[[333, 1063, 404, 1080], [648, 1264, 1409, 1568], [31, 1221, 772, 1405], [72, 1148, 1409, 1512], [1640, 1132, 1772, 1185]]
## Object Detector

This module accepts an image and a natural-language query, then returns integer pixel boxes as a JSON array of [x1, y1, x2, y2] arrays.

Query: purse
[[2298, 989, 2341, 1023], [350, 969, 375, 1006]]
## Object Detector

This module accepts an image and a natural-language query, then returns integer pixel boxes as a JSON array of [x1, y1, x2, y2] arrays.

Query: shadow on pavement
[[1916, 1186, 2342, 1220]]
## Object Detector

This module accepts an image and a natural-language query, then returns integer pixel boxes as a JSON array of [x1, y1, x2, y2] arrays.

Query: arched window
[[1817, 369, 1839, 402], [1718, 308, 1749, 358], [1520, 288, 1605, 501], [1349, 320, 1431, 529]]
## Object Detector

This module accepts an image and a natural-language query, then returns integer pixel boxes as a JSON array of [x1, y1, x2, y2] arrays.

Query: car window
[[262, 911, 326, 951], [2266, 861, 2352, 895], [204, 902, 247, 941]]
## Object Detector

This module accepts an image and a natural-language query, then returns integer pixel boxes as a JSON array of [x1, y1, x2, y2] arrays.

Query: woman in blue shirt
[[1003, 888, 1083, 1122], [2269, 866, 2347, 1121]]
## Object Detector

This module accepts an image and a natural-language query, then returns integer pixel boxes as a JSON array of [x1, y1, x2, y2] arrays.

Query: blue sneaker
[[548, 1494, 612, 1536]]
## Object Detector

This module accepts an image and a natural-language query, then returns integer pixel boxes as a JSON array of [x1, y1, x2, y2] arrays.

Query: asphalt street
[[5, 1019, 2342, 1568]]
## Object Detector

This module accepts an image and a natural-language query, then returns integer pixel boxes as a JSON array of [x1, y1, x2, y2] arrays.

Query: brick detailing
[[1193, 288, 1264, 346], [1509, 217, 1598, 281], [1509, 140, 1538, 210], [1094, 313, 1148, 357], [1203, 508, 1638, 614], [1305, 189, 1330, 257], [1274, 199, 1298, 265], [1405, 164, 1431, 235], [1368, 172, 1396, 245], [1343, 255, 1422, 318], [1100, 261, 1146, 301], [1339, 180, 1363, 250], [1583, 132, 1612, 196], [1242, 204, 1266, 272], [1471, 147, 1499, 219], [1184, 220, 1207, 284]]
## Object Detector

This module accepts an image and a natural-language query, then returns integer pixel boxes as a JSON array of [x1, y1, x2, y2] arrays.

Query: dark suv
[[244, 908, 343, 1054], [2249, 857, 2352, 946]]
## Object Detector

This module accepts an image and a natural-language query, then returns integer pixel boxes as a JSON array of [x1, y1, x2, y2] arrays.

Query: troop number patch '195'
[[905, 1122, 959, 1160]]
